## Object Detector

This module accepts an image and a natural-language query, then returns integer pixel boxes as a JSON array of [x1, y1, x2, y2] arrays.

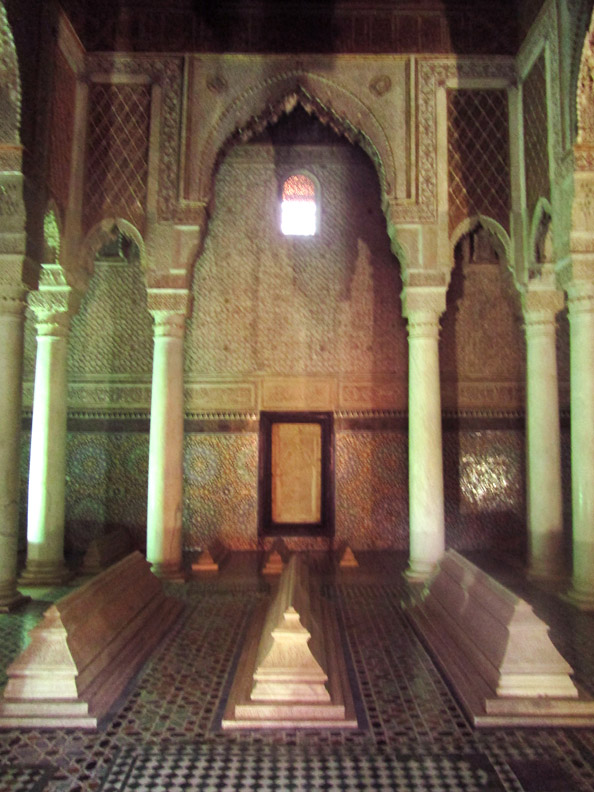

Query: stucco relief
[[184, 143, 405, 385], [0, 2, 20, 146], [413, 58, 515, 229], [183, 55, 405, 208], [67, 257, 153, 380]]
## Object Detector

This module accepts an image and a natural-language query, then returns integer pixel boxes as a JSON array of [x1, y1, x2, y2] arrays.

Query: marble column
[[20, 309, 72, 585], [566, 280, 594, 608], [146, 307, 187, 580], [523, 287, 565, 580], [402, 288, 447, 582], [0, 286, 29, 610]]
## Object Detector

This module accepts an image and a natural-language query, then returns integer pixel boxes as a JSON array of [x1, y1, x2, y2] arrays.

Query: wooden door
[[259, 412, 334, 537]]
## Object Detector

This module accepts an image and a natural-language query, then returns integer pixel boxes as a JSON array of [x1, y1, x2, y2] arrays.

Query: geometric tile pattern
[[84, 83, 151, 234], [335, 432, 409, 550], [2, 556, 594, 791], [522, 54, 550, 225], [99, 744, 506, 792], [448, 90, 511, 234], [0, 764, 55, 792]]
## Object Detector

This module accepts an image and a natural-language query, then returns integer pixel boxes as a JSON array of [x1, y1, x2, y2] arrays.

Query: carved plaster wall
[[184, 141, 408, 412]]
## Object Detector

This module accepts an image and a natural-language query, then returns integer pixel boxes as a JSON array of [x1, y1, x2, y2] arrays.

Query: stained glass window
[[281, 174, 317, 236]]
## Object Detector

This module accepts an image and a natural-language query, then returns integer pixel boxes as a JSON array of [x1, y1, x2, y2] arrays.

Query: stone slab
[[223, 555, 357, 729], [407, 550, 594, 727], [0, 552, 183, 729]]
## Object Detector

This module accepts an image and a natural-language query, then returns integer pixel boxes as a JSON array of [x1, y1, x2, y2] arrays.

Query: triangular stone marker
[[262, 549, 284, 575], [191, 549, 218, 573], [339, 545, 359, 568]]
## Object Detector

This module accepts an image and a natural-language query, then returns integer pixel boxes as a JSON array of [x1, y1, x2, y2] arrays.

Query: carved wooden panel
[[448, 89, 511, 234], [84, 83, 151, 233]]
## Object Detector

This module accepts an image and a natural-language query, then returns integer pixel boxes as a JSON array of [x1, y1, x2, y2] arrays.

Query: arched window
[[281, 173, 318, 236]]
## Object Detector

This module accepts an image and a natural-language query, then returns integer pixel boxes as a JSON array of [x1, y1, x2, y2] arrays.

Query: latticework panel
[[448, 90, 511, 234], [48, 47, 76, 217], [84, 83, 150, 233], [523, 54, 550, 224]]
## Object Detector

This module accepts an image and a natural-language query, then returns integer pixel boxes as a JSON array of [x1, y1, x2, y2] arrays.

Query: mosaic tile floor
[[0, 552, 594, 792]]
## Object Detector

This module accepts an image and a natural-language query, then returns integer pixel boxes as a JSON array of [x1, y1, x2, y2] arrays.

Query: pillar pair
[[19, 283, 189, 585]]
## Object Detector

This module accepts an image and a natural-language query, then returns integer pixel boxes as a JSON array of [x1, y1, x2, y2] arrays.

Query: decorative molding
[[414, 58, 516, 227], [185, 382, 256, 411], [192, 64, 398, 205]]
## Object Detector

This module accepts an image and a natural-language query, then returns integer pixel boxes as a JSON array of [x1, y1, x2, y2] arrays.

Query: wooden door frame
[[258, 411, 335, 538]]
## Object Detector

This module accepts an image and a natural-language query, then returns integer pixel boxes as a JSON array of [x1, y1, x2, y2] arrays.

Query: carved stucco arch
[[0, 0, 21, 146], [81, 218, 147, 280], [449, 215, 512, 270], [576, 6, 594, 146], [196, 71, 396, 209]]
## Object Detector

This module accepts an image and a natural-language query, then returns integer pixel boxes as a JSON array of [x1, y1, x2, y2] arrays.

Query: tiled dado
[[17, 413, 535, 558]]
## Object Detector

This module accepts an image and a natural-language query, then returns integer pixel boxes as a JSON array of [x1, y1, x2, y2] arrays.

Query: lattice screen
[[522, 54, 550, 225], [48, 47, 76, 218], [448, 90, 511, 235], [84, 83, 151, 233]]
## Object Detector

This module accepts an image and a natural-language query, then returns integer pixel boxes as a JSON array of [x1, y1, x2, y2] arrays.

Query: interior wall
[[17, 121, 569, 558]]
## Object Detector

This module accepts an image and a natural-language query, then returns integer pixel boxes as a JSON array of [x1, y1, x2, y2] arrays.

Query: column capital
[[147, 288, 190, 337], [522, 285, 564, 326], [401, 272, 447, 333], [565, 279, 594, 317], [27, 263, 85, 332]]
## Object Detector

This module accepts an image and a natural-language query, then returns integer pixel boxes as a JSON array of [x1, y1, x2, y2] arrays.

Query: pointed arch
[[449, 215, 512, 271], [196, 74, 395, 209], [81, 218, 146, 277]]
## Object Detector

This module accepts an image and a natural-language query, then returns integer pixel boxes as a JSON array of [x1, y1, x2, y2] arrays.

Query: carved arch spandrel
[[193, 72, 396, 211]]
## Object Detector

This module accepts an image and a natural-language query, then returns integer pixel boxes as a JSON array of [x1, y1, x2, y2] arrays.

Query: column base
[[404, 559, 437, 584], [562, 584, 594, 612], [149, 561, 186, 583], [18, 560, 73, 587], [0, 580, 30, 612]]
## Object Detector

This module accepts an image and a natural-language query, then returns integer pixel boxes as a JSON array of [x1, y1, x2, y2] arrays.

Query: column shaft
[[20, 316, 71, 584], [524, 317, 564, 579], [0, 295, 29, 609], [406, 315, 445, 581], [567, 286, 594, 608], [146, 316, 185, 580]]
